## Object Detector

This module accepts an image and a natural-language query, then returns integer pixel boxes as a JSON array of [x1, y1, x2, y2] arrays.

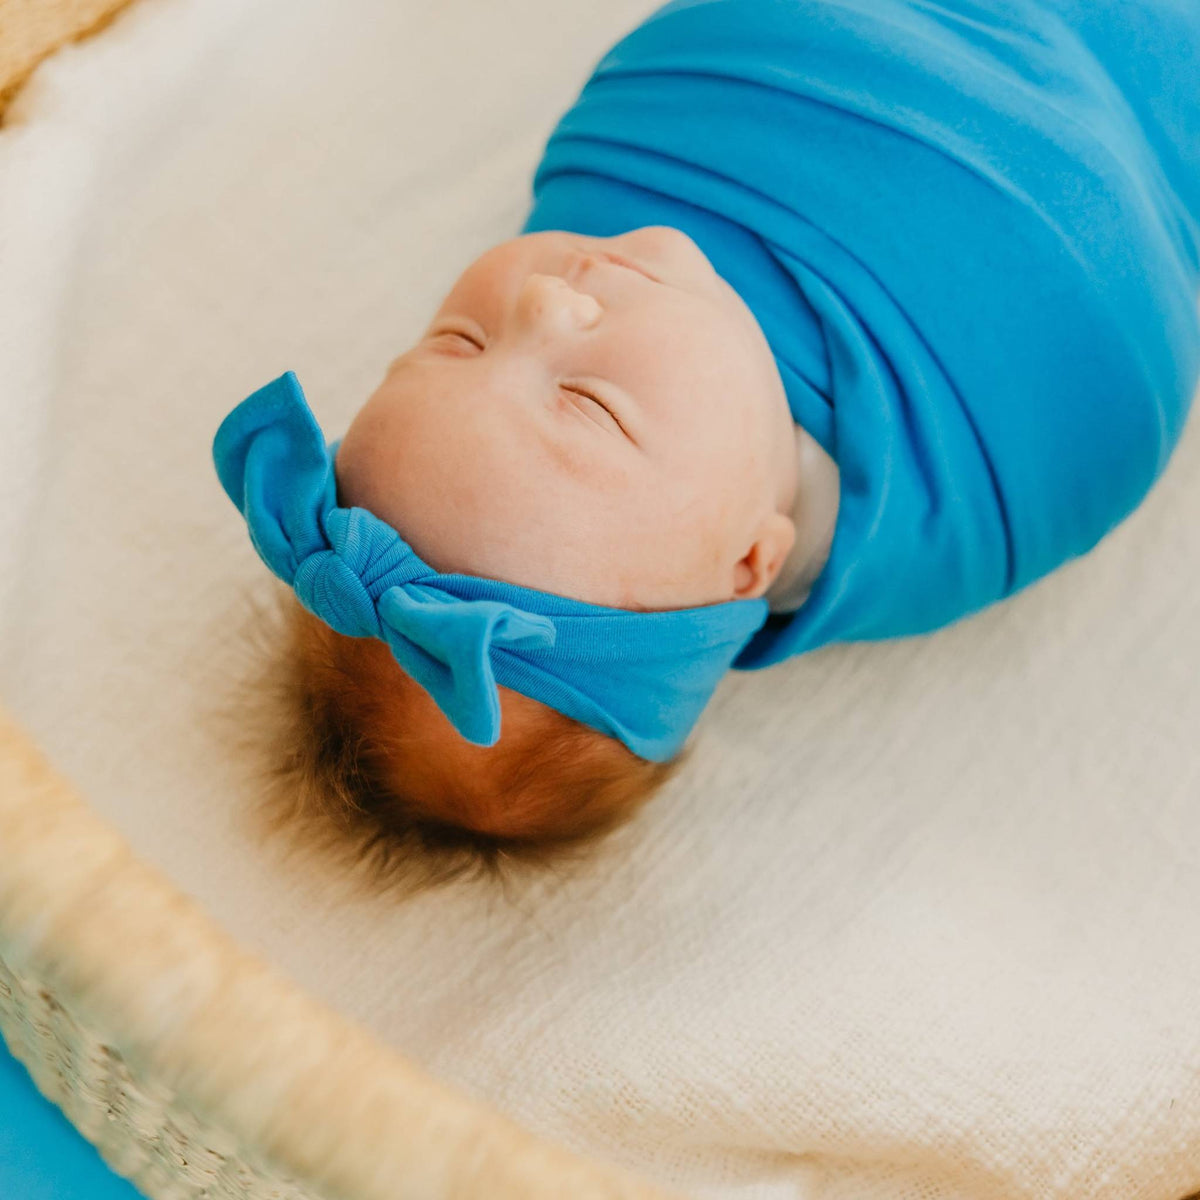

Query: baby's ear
[[731, 511, 796, 599]]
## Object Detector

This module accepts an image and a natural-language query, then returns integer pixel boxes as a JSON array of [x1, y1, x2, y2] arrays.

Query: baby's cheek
[[537, 431, 641, 502]]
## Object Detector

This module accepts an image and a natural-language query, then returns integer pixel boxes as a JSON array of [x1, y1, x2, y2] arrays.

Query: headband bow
[[213, 372, 769, 760]]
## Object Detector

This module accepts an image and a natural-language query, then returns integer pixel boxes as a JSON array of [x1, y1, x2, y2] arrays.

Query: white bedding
[[2, 1, 1199, 1197]]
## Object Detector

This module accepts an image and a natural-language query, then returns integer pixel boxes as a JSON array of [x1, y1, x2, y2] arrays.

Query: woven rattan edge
[[0, 704, 675, 1200]]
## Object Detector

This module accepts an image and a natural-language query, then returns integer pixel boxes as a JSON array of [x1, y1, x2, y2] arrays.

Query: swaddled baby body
[[217, 0, 1200, 883]]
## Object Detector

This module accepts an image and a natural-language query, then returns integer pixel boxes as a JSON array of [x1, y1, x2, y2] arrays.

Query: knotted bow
[[213, 372, 770, 760], [295, 509, 559, 745]]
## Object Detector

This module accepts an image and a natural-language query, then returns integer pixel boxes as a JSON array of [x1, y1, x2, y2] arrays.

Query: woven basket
[[0, 704, 672, 1199]]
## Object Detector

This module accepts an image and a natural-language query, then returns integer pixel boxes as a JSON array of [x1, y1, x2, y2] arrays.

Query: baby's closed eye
[[559, 384, 628, 439], [423, 323, 633, 442], [429, 327, 483, 350]]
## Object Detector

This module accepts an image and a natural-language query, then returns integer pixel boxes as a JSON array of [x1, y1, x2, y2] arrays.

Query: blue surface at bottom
[[0, 1036, 145, 1200]]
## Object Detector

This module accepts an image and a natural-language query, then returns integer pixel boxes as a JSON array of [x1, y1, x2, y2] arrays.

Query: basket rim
[[0, 703, 671, 1200]]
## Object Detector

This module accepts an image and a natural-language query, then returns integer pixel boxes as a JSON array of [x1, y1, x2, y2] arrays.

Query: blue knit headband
[[212, 372, 769, 760]]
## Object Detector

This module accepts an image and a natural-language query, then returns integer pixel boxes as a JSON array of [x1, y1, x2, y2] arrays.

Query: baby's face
[[336, 227, 797, 610]]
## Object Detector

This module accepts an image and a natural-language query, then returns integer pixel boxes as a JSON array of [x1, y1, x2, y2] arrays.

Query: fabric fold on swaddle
[[523, 0, 1200, 669]]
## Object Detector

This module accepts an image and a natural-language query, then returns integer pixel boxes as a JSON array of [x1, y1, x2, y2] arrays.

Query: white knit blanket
[[2, 1, 1199, 1197]]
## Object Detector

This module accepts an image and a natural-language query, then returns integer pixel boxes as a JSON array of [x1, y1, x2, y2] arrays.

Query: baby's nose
[[516, 272, 603, 335]]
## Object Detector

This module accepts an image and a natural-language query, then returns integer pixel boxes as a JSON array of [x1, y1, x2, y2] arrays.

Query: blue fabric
[[213, 372, 768, 760], [522, 0, 1200, 669], [0, 1039, 144, 1199]]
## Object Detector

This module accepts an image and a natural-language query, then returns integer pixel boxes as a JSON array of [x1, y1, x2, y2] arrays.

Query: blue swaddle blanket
[[218, 0, 1200, 760], [523, 0, 1200, 669]]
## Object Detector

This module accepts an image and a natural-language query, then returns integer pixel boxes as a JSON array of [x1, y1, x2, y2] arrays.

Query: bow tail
[[377, 589, 556, 746]]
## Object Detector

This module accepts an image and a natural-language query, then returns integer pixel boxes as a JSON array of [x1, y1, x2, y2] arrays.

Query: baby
[[215, 0, 1200, 881]]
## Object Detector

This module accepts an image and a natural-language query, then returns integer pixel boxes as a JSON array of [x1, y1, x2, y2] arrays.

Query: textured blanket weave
[[1, 1, 1199, 1197]]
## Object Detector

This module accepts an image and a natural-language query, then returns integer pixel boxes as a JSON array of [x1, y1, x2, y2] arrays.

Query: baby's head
[[240, 227, 804, 883]]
